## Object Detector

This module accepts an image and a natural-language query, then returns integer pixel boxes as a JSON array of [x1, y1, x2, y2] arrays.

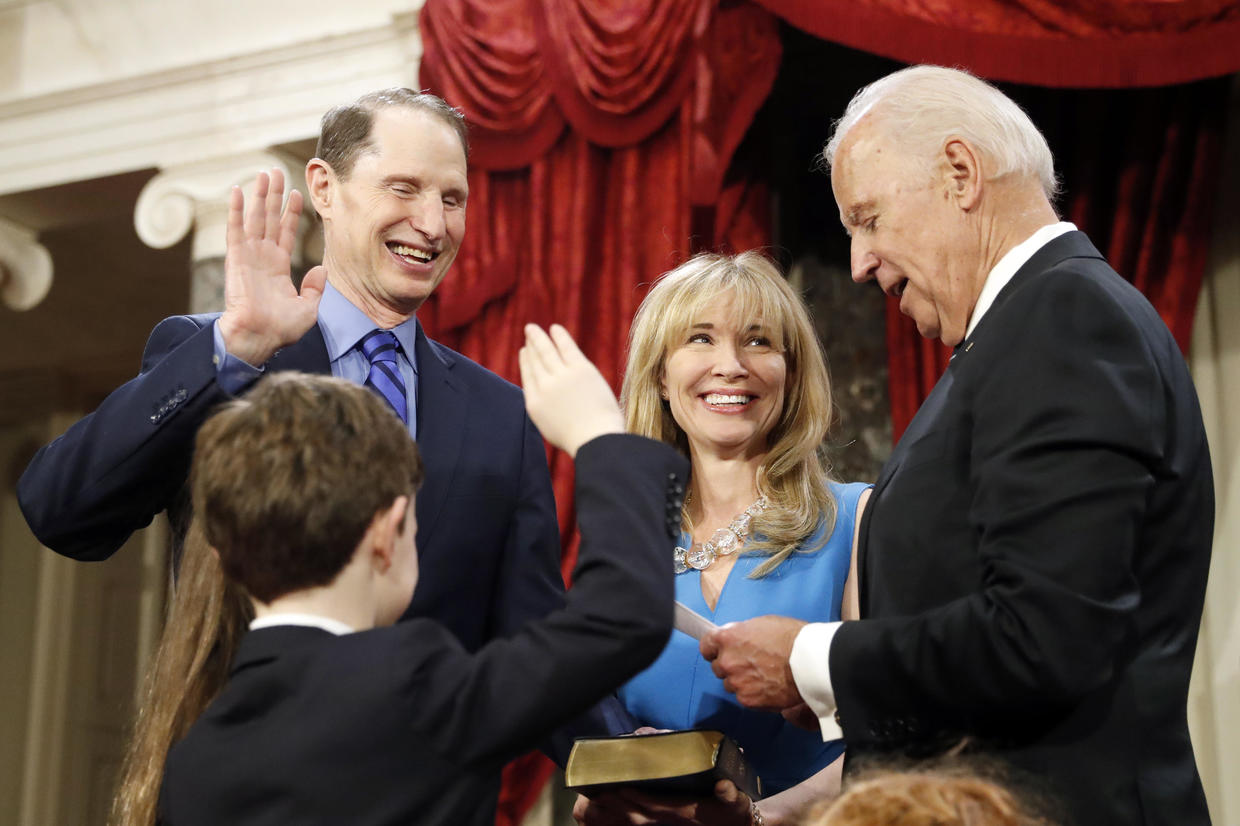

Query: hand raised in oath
[[519, 324, 624, 457], [218, 167, 327, 366]]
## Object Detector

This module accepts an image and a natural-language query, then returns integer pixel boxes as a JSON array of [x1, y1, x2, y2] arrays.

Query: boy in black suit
[[159, 325, 686, 826]]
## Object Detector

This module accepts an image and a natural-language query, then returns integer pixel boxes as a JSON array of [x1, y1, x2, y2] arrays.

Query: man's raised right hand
[[217, 168, 327, 366]]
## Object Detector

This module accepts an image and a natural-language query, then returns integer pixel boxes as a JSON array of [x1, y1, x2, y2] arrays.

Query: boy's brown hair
[[191, 372, 423, 603]]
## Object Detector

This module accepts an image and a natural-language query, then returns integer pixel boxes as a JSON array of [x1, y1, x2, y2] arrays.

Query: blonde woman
[[578, 252, 870, 826]]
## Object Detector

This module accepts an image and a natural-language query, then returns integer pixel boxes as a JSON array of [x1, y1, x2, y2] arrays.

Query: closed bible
[[564, 729, 760, 799]]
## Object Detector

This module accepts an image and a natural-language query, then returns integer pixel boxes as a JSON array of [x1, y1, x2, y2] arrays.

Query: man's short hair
[[823, 65, 1059, 201], [191, 372, 423, 603], [316, 87, 470, 179]]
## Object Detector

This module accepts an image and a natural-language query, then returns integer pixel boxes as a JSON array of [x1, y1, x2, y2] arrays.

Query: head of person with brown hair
[[805, 765, 1057, 826], [109, 373, 424, 826], [191, 372, 423, 621]]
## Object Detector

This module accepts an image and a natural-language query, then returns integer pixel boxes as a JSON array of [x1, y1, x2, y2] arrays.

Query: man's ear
[[305, 158, 335, 218], [942, 138, 983, 211], [369, 495, 410, 574]]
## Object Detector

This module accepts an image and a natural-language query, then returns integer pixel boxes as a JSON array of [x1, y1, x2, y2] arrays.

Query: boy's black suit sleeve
[[380, 433, 686, 766]]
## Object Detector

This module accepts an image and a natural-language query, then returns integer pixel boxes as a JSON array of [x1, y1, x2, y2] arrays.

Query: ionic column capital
[[133, 150, 309, 261], [0, 217, 53, 311]]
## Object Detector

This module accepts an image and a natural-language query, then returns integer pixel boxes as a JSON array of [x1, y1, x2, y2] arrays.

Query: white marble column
[[133, 150, 314, 314], [0, 217, 53, 311]]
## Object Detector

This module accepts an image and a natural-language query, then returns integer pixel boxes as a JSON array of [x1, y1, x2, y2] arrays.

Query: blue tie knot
[[359, 329, 408, 424], [361, 330, 401, 364]]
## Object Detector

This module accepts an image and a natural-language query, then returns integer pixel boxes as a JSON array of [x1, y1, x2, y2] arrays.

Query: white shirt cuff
[[212, 319, 264, 395], [790, 621, 843, 741]]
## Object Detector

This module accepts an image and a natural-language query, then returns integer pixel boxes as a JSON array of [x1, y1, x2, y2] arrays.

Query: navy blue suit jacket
[[19, 314, 564, 649]]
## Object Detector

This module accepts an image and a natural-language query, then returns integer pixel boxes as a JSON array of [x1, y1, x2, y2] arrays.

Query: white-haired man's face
[[831, 118, 982, 347]]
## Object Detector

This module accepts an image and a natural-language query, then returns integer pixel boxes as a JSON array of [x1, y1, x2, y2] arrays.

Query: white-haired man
[[703, 65, 1213, 825]]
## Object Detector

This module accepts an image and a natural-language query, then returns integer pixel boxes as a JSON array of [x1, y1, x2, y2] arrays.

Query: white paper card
[[673, 600, 718, 641]]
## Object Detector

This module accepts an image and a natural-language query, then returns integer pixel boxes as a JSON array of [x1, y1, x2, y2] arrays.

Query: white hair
[[823, 65, 1059, 200]]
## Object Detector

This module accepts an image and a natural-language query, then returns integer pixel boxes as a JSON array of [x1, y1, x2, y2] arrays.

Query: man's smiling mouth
[[388, 242, 437, 264]]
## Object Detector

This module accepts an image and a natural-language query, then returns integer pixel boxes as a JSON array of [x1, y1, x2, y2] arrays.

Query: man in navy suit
[[18, 90, 628, 808], [703, 66, 1213, 825], [160, 328, 685, 826]]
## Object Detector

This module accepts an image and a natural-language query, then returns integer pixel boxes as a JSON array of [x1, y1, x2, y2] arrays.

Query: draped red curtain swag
[[752, 0, 1240, 88]]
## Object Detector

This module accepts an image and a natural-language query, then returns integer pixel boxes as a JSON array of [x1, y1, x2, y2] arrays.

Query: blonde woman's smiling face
[[660, 290, 787, 460]]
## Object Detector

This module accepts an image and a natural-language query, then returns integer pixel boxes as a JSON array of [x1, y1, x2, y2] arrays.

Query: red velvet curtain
[[417, 1, 780, 821], [752, 0, 1240, 87]]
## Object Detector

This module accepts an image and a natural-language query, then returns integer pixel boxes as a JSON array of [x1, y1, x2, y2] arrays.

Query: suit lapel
[[267, 320, 465, 548], [872, 368, 955, 493], [267, 324, 332, 375], [859, 231, 1104, 606], [859, 364, 957, 608], [412, 322, 466, 551], [962, 230, 1106, 351]]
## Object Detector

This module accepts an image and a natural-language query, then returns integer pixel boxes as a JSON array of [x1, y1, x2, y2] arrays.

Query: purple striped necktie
[[359, 330, 408, 424]]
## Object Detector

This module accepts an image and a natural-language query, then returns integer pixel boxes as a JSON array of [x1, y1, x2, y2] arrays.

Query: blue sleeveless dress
[[617, 481, 870, 795]]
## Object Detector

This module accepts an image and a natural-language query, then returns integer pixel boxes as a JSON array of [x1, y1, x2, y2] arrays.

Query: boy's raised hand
[[519, 324, 624, 457]]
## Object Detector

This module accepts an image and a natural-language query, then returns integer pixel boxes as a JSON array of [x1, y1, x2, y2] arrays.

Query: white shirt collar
[[250, 613, 356, 635], [965, 222, 1077, 339]]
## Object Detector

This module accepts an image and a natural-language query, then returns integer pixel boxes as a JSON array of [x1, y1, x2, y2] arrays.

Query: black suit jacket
[[831, 232, 1213, 825], [158, 434, 687, 826]]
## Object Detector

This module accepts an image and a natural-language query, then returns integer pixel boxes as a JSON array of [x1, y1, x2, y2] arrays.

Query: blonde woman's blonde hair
[[621, 251, 836, 577]]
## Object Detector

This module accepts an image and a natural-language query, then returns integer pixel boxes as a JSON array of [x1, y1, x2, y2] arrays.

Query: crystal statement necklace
[[674, 496, 768, 574]]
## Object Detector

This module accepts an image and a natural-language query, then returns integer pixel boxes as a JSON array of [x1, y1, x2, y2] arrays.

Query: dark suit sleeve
[[390, 434, 684, 767], [488, 413, 572, 638], [832, 268, 1164, 742], [497, 415, 644, 759], [17, 315, 230, 560]]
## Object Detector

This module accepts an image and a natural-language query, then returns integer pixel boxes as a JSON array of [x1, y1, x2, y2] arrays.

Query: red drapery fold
[[751, 0, 1240, 87], [418, 2, 780, 822]]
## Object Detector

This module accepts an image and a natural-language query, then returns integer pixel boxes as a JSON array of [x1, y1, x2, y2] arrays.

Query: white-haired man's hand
[[519, 324, 624, 457]]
